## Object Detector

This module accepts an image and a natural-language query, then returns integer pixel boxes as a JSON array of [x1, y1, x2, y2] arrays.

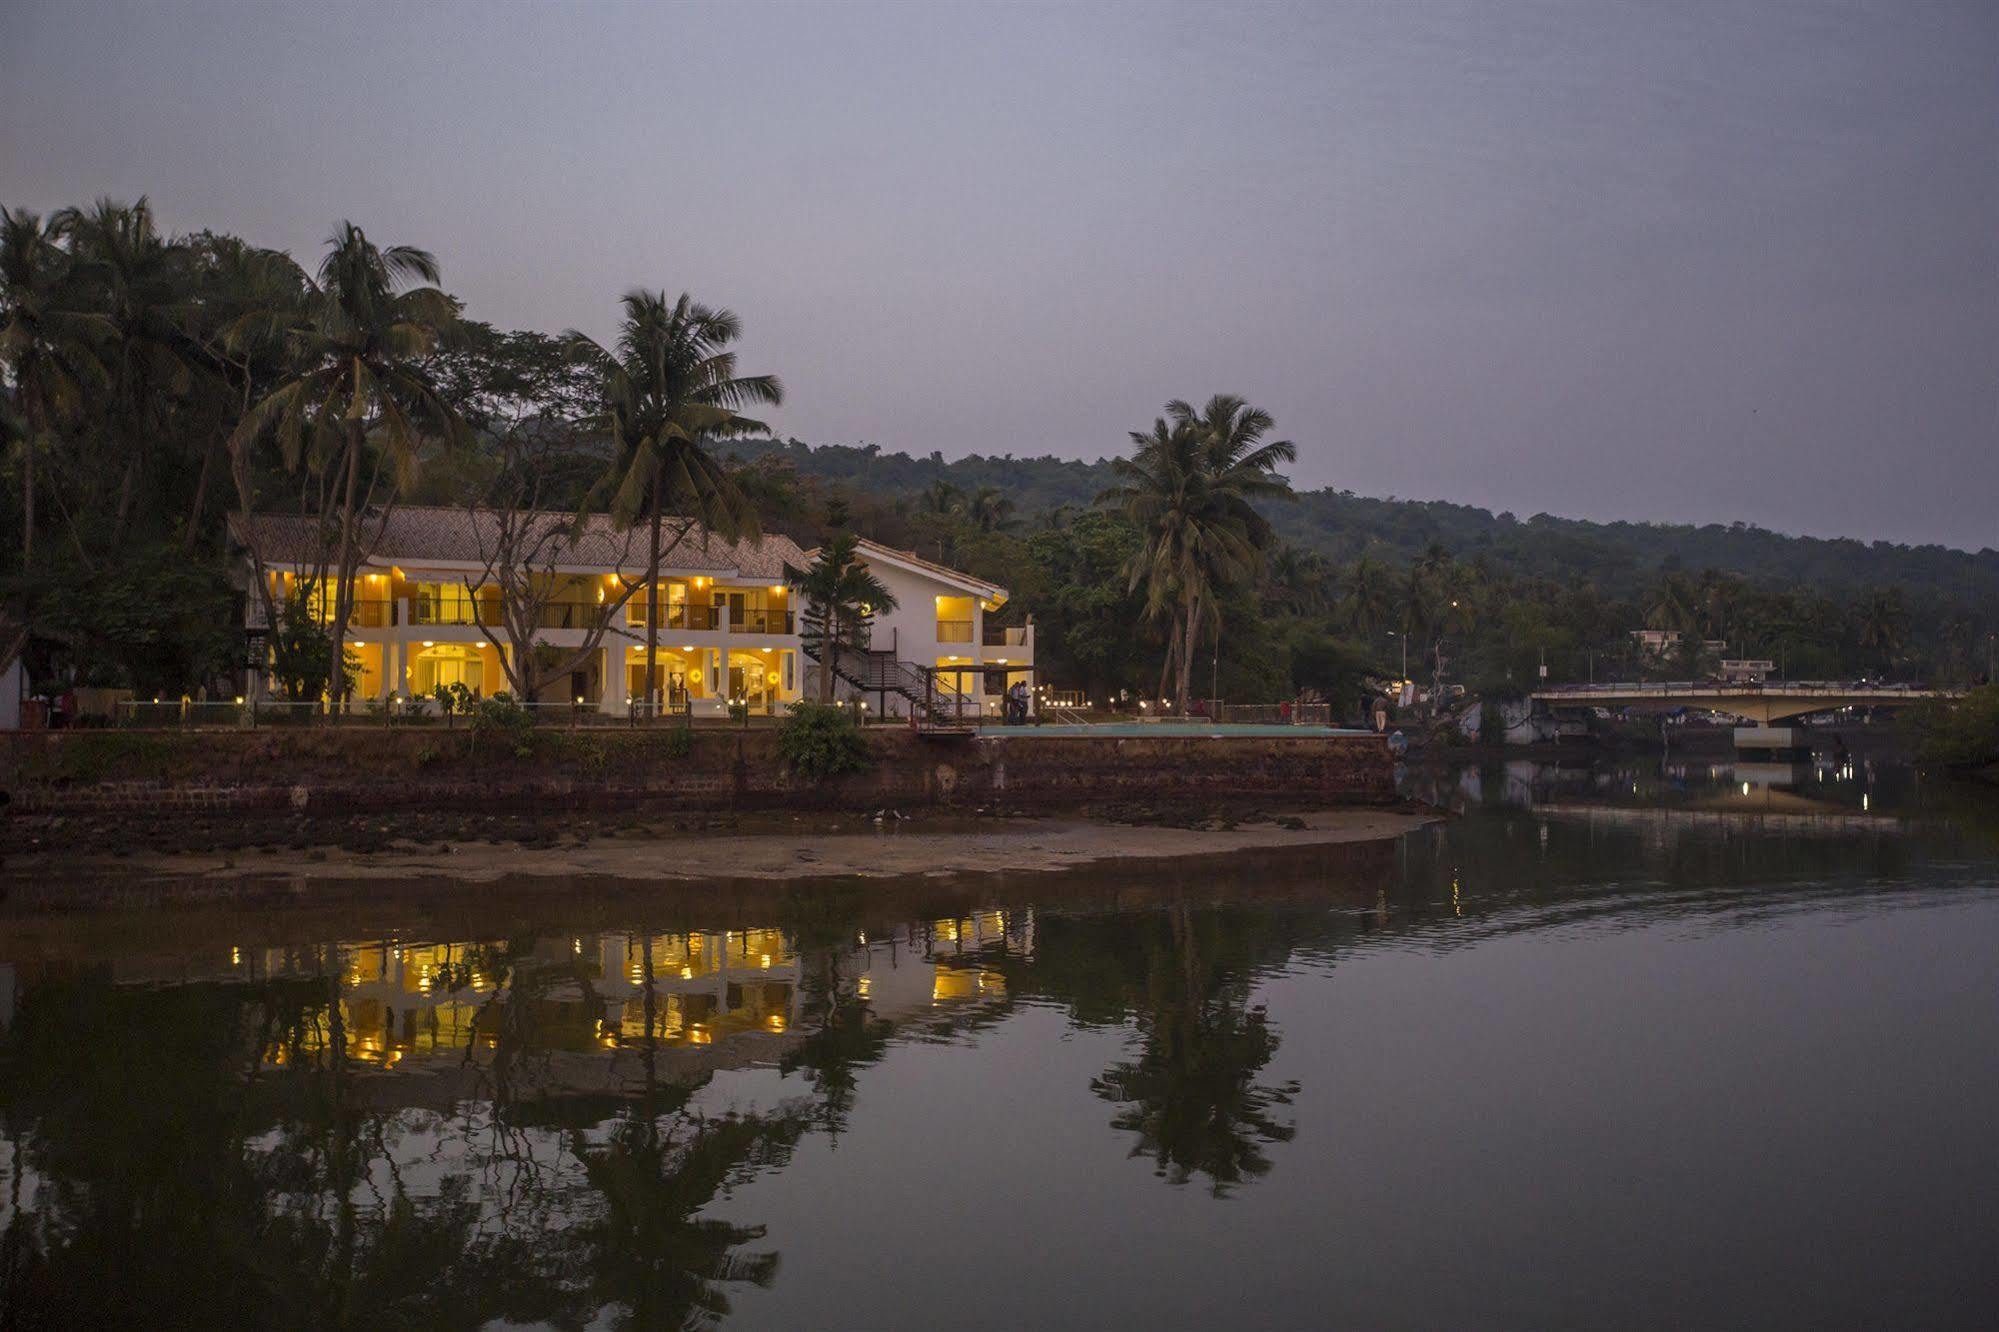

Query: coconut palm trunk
[[20, 442, 32, 568], [1178, 589, 1202, 713], [644, 493, 663, 717], [328, 415, 365, 709]]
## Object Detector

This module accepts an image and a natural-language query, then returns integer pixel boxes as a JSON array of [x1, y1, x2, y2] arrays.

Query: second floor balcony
[[735, 608, 794, 634], [627, 603, 721, 631], [410, 598, 497, 627], [348, 599, 398, 629]]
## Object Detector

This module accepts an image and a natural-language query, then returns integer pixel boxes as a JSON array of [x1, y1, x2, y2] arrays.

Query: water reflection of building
[[118, 910, 1038, 1078]]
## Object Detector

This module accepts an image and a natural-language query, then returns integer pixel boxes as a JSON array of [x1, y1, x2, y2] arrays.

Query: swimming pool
[[975, 722, 1373, 738]]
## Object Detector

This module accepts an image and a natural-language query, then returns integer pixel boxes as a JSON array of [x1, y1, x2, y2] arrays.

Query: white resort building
[[228, 509, 1033, 720]]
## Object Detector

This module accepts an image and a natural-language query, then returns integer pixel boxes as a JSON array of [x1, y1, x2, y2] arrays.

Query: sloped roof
[[228, 507, 806, 579], [815, 537, 1009, 603]]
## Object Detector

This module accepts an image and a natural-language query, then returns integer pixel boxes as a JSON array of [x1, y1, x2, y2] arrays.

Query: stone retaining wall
[[0, 727, 1394, 819]]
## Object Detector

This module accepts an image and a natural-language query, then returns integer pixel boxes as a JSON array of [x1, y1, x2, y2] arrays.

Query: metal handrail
[[628, 603, 721, 630]]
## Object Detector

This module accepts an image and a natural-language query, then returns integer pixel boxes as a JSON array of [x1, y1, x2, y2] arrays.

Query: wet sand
[[17, 809, 1434, 886]]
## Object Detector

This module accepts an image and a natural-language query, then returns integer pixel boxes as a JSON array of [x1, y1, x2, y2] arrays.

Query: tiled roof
[[227, 507, 807, 579], [833, 537, 1008, 602]]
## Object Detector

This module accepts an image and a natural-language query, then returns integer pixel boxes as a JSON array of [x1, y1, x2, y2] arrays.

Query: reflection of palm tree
[[569, 1110, 801, 1329], [1089, 906, 1298, 1195], [779, 948, 893, 1136], [999, 905, 1302, 1196]]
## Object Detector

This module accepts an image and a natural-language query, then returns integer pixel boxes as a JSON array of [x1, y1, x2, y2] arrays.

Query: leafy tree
[[266, 582, 344, 702]]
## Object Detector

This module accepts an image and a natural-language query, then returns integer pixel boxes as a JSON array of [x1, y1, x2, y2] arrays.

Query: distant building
[[1630, 628, 1727, 661], [1718, 659, 1776, 683]]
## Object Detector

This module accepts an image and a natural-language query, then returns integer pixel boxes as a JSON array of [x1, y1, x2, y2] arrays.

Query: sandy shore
[[21, 809, 1435, 885]]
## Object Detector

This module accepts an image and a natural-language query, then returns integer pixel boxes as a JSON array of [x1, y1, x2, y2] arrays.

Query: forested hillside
[[722, 438, 1999, 605]]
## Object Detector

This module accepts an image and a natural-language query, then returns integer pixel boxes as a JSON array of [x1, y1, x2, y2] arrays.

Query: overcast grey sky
[[5, 0, 1995, 549]]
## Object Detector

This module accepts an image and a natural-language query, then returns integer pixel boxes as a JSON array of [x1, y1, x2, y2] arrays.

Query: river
[[2, 757, 1995, 1328]]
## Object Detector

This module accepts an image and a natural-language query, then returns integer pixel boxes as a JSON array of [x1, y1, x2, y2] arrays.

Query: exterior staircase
[[803, 640, 979, 732]]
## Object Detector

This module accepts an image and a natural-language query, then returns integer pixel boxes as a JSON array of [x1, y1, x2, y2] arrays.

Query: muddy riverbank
[[0, 807, 1435, 898]]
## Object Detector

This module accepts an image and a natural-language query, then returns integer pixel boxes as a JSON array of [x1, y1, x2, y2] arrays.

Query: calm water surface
[[3, 758, 1996, 1329]]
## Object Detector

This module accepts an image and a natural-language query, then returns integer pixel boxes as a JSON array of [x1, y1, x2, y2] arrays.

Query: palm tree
[[1341, 552, 1394, 637], [187, 233, 308, 554], [1101, 417, 1215, 708], [50, 198, 199, 550], [1857, 586, 1907, 678], [1166, 394, 1297, 543], [0, 207, 108, 567], [967, 485, 1017, 533], [919, 478, 963, 517], [787, 531, 897, 703], [569, 291, 780, 717], [1263, 544, 1331, 617], [1100, 396, 1296, 712], [230, 222, 465, 704]]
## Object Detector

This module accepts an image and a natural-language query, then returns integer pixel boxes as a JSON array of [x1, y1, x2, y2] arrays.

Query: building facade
[[229, 510, 1031, 719]]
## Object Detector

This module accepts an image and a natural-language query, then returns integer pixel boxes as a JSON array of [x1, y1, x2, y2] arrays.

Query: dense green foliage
[[3, 193, 1992, 717], [776, 702, 872, 781], [714, 438, 1997, 707], [1909, 686, 1999, 769]]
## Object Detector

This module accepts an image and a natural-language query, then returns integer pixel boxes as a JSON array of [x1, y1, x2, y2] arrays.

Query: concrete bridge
[[1530, 681, 1960, 726]]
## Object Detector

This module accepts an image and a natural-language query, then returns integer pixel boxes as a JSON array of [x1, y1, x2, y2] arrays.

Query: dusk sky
[[5, 0, 1994, 550]]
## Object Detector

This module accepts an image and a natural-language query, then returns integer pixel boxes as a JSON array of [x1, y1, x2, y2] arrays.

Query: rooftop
[[228, 507, 807, 579]]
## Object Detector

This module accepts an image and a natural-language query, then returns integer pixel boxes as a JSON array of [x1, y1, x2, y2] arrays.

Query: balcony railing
[[277, 598, 397, 628], [629, 603, 721, 630], [410, 600, 493, 627], [535, 599, 609, 630], [735, 608, 794, 635], [982, 623, 1030, 648], [936, 619, 974, 643]]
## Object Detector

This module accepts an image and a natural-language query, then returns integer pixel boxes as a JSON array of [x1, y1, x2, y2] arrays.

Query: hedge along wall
[[0, 727, 1396, 818]]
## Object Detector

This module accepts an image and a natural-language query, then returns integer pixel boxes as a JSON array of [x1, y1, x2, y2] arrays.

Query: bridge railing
[[1532, 681, 1948, 698]]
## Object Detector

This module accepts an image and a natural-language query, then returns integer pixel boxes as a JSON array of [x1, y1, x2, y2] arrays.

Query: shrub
[[471, 692, 535, 756], [434, 681, 474, 726], [1908, 685, 1999, 769], [776, 702, 871, 782]]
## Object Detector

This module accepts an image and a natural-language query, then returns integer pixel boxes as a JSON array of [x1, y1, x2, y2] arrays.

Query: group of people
[[1003, 679, 1032, 724]]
